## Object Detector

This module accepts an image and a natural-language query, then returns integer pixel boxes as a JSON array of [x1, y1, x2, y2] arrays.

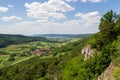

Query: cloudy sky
[[0, 0, 119, 35]]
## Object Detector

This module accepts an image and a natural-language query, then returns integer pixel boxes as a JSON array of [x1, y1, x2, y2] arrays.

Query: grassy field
[[0, 38, 80, 68], [0, 41, 62, 68]]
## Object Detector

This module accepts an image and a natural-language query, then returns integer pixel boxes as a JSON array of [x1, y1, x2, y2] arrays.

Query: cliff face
[[97, 62, 116, 80], [81, 45, 116, 80], [81, 45, 95, 60]]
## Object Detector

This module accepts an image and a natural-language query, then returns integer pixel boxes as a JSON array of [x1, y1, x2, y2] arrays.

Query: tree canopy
[[95, 10, 120, 49]]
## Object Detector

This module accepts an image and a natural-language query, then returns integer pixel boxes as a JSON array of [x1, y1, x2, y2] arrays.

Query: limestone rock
[[97, 62, 116, 80], [81, 45, 95, 60]]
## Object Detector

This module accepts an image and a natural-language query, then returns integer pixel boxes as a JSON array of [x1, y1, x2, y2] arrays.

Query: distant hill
[[0, 34, 49, 48], [32, 34, 93, 38]]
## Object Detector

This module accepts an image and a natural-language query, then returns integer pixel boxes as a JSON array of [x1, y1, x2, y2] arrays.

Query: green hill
[[0, 34, 49, 48], [32, 34, 92, 38], [0, 38, 86, 80]]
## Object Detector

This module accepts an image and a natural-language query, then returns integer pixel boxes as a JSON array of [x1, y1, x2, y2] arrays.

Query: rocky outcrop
[[97, 62, 116, 80], [81, 45, 95, 60], [81, 45, 116, 80]]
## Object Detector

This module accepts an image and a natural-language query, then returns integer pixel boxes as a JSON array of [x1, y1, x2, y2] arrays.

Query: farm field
[[0, 38, 79, 68], [0, 41, 61, 68]]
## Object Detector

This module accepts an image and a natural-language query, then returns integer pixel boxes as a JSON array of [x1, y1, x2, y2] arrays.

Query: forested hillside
[[0, 39, 86, 80], [33, 34, 92, 38], [0, 34, 49, 48]]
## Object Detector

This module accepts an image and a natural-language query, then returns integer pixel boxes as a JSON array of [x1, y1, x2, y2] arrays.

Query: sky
[[0, 0, 120, 35]]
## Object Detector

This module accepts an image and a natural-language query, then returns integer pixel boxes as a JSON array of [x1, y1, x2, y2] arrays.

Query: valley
[[0, 34, 82, 69], [0, 0, 120, 79]]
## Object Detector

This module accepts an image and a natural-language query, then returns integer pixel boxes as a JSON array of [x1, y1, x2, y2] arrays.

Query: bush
[[8, 55, 15, 61], [114, 64, 120, 80], [62, 56, 89, 80]]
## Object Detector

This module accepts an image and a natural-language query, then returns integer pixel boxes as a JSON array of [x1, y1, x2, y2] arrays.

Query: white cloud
[[0, 11, 100, 35], [0, 24, 36, 35], [19, 21, 34, 25], [2, 16, 22, 22], [88, 0, 101, 2], [81, 0, 102, 2], [66, 0, 102, 3], [0, 16, 99, 35], [80, 0, 87, 2], [8, 5, 14, 8], [75, 11, 101, 24], [25, 0, 74, 20], [0, 6, 9, 12], [66, 0, 78, 2]]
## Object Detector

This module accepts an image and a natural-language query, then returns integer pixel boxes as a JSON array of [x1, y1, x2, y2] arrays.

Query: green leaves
[[95, 10, 119, 49], [62, 56, 86, 80], [114, 64, 120, 80]]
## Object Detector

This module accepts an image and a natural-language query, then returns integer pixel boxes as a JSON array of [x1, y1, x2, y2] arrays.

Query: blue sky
[[0, 0, 120, 35]]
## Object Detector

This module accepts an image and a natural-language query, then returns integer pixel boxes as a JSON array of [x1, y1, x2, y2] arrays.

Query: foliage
[[62, 56, 87, 80], [8, 54, 15, 61], [114, 64, 120, 80], [85, 34, 96, 48], [114, 16, 120, 35], [62, 23, 120, 80], [95, 10, 118, 49]]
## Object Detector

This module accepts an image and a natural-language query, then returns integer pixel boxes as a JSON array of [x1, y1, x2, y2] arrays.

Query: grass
[[0, 56, 28, 68], [0, 41, 63, 68], [0, 41, 61, 55], [0, 55, 9, 68], [0, 55, 9, 60]]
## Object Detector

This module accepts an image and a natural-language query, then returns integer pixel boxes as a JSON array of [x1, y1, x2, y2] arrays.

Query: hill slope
[[0, 34, 49, 48], [32, 34, 92, 38], [0, 39, 86, 80]]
